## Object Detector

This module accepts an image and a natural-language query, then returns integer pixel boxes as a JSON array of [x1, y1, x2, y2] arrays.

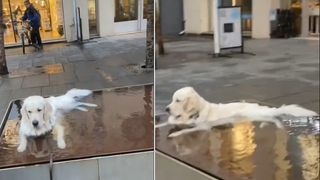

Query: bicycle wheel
[[21, 33, 26, 54]]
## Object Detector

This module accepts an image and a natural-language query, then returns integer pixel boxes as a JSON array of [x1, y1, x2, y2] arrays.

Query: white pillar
[[97, 0, 114, 36], [252, 0, 271, 38], [301, 0, 309, 37], [213, 0, 220, 54], [62, 0, 89, 42]]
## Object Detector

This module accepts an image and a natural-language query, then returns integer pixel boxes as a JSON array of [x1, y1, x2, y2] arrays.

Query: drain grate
[[123, 63, 149, 74]]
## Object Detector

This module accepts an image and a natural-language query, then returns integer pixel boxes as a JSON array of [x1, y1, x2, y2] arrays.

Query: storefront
[[180, 0, 318, 39], [2, 0, 149, 46], [2, 0, 65, 46]]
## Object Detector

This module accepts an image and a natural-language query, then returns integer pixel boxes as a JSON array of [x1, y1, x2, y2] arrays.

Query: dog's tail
[[65, 89, 93, 100], [273, 104, 318, 117], [238, 104, 318, 119]]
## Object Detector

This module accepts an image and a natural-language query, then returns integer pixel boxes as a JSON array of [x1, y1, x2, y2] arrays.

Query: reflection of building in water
[[298, 134, 320, 180], [1, 120, 19, 147], [215, 120, 256, 176], [273, 128, 291, 180]]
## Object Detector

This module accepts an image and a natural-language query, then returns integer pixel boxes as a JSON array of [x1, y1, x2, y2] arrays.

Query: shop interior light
[[41, 0, 45, 7]]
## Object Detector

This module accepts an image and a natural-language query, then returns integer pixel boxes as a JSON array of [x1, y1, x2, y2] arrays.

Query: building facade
[[2, 0, 149, 46], [160, 0, 319, 38]]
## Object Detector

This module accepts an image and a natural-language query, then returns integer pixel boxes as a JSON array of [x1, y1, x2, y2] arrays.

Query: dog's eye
[[28, 111, 32, 113], [176, 99, 181, 103], [37, 109, 42, 112]]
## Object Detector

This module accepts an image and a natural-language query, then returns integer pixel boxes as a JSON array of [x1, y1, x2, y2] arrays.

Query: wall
[[252, 0, 271, 38], [160, 0, 184, 36], [183, 0, 212, 34]]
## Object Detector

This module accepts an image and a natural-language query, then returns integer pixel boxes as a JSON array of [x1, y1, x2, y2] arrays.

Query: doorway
[[114, 0, 148, 34], [88, 0, 98, 37]]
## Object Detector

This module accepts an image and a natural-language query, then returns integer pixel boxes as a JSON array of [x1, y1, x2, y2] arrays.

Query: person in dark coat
[[21, 0, 42, 49]]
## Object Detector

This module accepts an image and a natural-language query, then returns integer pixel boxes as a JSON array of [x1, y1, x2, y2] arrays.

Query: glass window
[[2, 0, 65, 45], [114, 0, 138, 22]]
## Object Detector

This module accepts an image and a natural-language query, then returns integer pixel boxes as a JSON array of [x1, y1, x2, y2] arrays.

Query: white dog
[[158, 87, 318, 137], [17, 89, 97, 152]]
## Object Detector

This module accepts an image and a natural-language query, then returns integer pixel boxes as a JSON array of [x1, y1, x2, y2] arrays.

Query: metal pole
[[8, 0, 17, 43], [78, 7, 83, 42], [73, 0, 79, 41], [213, 0, 220, 56]]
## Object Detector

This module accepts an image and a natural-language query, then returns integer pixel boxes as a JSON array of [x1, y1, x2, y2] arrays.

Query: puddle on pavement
[[0, 84, 153, 169], [9, 64, 64, 78], [156, 114, 320, 180]]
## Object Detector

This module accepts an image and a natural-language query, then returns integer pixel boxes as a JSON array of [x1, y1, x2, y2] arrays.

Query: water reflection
[[298, 134, 319, 180], [216, 121, 256, 177], [0, 84, 153, 169], [156, 115, 320, 180], [273, 129, 291, 180]]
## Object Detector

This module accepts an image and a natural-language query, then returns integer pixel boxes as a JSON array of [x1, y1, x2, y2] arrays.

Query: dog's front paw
[[57, 140, 66, 149], [168, 131, 182, 138], [259, 122, 269, 128], [17, 144, 26, 152]]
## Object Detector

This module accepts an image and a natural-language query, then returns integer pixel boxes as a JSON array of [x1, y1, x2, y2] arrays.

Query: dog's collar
[[189, 111, 199, 119], [28, 129, 53, 139]]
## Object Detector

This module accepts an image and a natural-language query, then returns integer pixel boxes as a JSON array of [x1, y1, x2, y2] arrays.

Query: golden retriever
[[17, 89, 97, 152], [160, 87, 318, 137]]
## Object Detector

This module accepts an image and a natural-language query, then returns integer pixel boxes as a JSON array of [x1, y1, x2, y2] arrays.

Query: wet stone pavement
[[156, 36, 319, 114], [0, 33, 153, 123]]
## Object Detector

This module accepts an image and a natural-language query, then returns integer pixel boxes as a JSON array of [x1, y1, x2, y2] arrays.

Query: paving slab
[[156, 37, 319, 114], [1, 33, 153, 122], [21, 74, 50, 88]]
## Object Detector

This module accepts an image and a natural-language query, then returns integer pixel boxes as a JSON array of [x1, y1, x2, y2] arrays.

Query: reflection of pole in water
[[273, 128, 291, 180], [121, 86, 153, 145], [298, 134, 320, 180], [91, 91, 106, 150], [218, 121, 256, 176], [144, 85, 153, 123]]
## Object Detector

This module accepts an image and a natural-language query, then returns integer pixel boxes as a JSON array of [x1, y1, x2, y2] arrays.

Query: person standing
[[21, 0, 42, 49]]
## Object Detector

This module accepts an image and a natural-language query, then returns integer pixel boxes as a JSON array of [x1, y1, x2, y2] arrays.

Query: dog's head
[[166, 87, 203, 125], [21, 96, 53, 133]]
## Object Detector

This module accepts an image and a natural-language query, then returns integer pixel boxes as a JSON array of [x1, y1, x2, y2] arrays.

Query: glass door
[[114, 0, 147, 34], [88, 0, 98, 37]]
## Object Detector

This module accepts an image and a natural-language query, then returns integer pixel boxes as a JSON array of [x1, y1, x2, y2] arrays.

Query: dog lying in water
[[17, 89, 97, 152], [157, 87, 318, 137]]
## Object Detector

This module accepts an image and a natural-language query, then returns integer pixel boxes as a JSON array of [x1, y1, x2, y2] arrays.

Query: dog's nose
[[165, 107, 170, 113], [32, 120, 39, 127]]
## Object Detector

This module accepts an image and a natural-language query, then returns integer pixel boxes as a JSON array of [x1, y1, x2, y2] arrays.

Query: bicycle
[[14, 20, 41, 54]]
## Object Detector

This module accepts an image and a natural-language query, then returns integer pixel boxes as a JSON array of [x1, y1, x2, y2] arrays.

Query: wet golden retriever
[[160, 87, 317, 137]]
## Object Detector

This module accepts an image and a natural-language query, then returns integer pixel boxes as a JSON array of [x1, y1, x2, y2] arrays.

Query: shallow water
[[156, 115, 320, 180], [0, 85, 154, 169]]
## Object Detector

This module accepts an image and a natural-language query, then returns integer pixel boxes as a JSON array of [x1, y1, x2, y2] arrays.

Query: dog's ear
[[183, 96, 198, 113], [20, 102, 29, 121], [43, 100, 53, 122]]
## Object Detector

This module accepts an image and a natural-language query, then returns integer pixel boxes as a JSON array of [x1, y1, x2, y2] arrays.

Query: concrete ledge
[[155, 151, 218, 180], [0, 151, 153, 180]]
